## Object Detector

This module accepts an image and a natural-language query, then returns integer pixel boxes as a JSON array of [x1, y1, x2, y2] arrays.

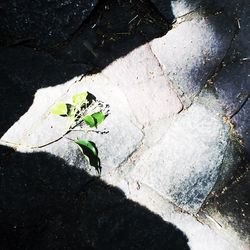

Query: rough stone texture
[[0, 0, 249, 248], [214, 62, 250, 118], [226, 0, 250, 62], [126, 98, 229, 213], [231, 100, 250, 154], [1, 76, 144, 175], [105, 173, 248, 250], [150, 12, 235, 105], [1, 44, 182, 175], [211, 0, 250, 154], [200, 167, 250, 246], [0, 0, 98, 48]]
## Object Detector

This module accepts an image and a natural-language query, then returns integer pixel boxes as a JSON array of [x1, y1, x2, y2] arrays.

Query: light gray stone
[[102, 44, 183, 126], [1, 44, 182, 175], [125, 96, 229, 213], [0, 76, 143, 175]]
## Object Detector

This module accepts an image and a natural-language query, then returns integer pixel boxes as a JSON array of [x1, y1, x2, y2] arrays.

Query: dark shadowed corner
[[0, 145, 190, 250]]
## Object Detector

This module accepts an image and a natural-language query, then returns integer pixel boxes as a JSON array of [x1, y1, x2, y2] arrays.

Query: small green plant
[[51, 91, 109, 174]]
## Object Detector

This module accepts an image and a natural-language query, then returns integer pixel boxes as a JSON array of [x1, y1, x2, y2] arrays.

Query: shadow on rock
[[0, 0, 173, 137], [0, 145, 190, 250]]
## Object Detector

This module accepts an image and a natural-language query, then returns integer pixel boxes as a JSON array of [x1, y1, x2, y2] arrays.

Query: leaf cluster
[[51, 91, 108, 174]]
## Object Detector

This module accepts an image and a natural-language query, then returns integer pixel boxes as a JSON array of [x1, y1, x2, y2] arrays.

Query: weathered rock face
[[53, 0, 169, 70], [150, 12, 235, 106], [0, 0, 250, 249], [0, 0, 98, 48], [201, 166, 250, 245], [125, 98, 229, 213], [226, 0, 250, 61], [1, 44, 182, 176], [212, 0, 250, 155], [231, 100, 250, 154], [214, 63, 250, 118]]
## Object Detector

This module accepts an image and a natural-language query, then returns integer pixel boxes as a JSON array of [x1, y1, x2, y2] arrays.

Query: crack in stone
[[115, 129, 146, 173], [230, 94, 249, 119], [145, 42, 184, 111]]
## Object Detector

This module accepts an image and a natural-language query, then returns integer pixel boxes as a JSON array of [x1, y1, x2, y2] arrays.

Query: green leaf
[[83, 115, 96, 128], [83, 112, 106, 128], [92, 112, 105, 125], [74, 139, 101, 174], [51, 102, 68, 115], [75, 139, 97, 156], [72, 92, 88, 106]]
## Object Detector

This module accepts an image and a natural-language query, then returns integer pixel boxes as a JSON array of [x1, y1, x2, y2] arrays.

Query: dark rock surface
[[225, 0, 250, 62], [150, 0, 201, 19], [201, 165, 250, 243], [52, 0, 170, 70], [232, 100, 250, 154], [212, 0, 250, 154], [0, 0, 98, 48], [0, 145, 190, 250], [214, 62, 250, 118]]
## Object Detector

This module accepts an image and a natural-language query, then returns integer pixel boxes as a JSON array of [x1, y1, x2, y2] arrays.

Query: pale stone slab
[[1, 75, 143, 174], [1, 45, 182, 174], [102, 44, 183, 126], [126, 97, 229, 213]]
